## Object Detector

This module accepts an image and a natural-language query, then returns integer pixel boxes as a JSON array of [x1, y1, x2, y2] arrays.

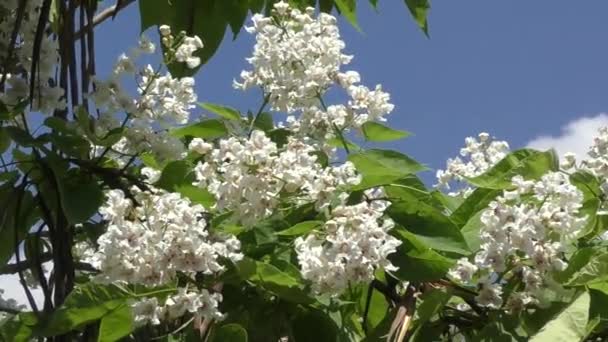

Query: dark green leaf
[[292, 308, 339, 342], [0, 127, 11, 153], [157, 161, 195, 191], [253, 112, 274, 132], [403, 0, 430, 35], [212, 323, 248, 342], [390, 227, 456, 281], [59, 176, 103, 225], [388, 193, 469, 254]]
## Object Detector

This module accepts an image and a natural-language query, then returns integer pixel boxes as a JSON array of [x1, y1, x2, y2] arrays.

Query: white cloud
[[527, 113, 608, 158]]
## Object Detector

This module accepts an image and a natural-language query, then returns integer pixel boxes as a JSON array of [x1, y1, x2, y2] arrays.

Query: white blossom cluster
[[193, 131, 360, 226], [131, 288, 223, 327], [449, 172, 586, 310], [0, 0, 64, 114], [436, 132, 510, 197], [90, 30, 201, 163], [235, 1, 394, 141], [579, 126, 608, 200], [295, 189, 401, 294], [91, 187, 242, 286]]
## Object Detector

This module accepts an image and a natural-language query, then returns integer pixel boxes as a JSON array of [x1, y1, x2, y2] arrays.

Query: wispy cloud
[[526, 113, 608, 158]]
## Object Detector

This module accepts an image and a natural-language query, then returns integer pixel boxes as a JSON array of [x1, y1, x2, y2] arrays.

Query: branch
[[0, 253, 53, 275], [74, 0, 135, 40]]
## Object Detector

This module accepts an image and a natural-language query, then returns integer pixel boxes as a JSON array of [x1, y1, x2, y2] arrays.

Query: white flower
[[450, 172, 586, 310], [295, 192, 401, 295], [92, 187, 242, 286], [189, 138, 213, 155], [436, 132, 510, 196], [448, 258, 478, 283], [175, 36, 204, 69], [141, 167, 161, 184], [159, 25, 171, 37]]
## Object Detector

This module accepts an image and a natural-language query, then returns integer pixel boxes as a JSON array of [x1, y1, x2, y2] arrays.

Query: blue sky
[[96, 1, 608, 182]]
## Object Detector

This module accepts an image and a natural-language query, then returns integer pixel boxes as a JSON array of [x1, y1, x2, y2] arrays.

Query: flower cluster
[[436, 132, 510, 197], [193, 131, 360, 226], [0, 0, 64, 114], [295, 189, 401, 294], [449, 172, 586, 310], [131, 288, 223, 327], [236, 1, 394, 141], [159, 25, 204, 69], [90, 31, 201, 163], [91, 188, 242, 286]]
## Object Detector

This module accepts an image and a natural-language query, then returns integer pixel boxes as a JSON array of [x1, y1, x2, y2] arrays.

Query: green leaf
[[97, 304, 134, 342], [403, 0, 430, 35], [529, 292, 590, 342], [388, 192, 470, 255], [0, 127, 11, 153], [157, 161, 195, 191], [390, 227, 456, 281], [276, 220, 323, 236], [140, 0, 228, 76], [320, 0, 334, 12], [175, 184, 216, 208], [460, 210, 484, 252], [59, 176, 103, 225], [565, 252, 608, 286], [450, 187, 501, 227], [40, 284, 131, 336], [0, 187, 38, 266], [361, 122, 410, 142], [348, 149, 427, 190], [200, 102, 242, 120], [411, 288, 451, 339], [253, 112, 274, 132], [358, 286, 389, 332], [219, 0, 249, 39], [292, 308, 339, 342], [171, 119, 228, 139], [212, 323, 248, 342], [236, 258, 312, 304], [467, 149, 559, 190], [334, 0, 359, 29]]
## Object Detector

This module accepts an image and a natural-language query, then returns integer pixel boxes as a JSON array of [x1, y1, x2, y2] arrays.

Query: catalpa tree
[[0, 1, 606, 341]]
